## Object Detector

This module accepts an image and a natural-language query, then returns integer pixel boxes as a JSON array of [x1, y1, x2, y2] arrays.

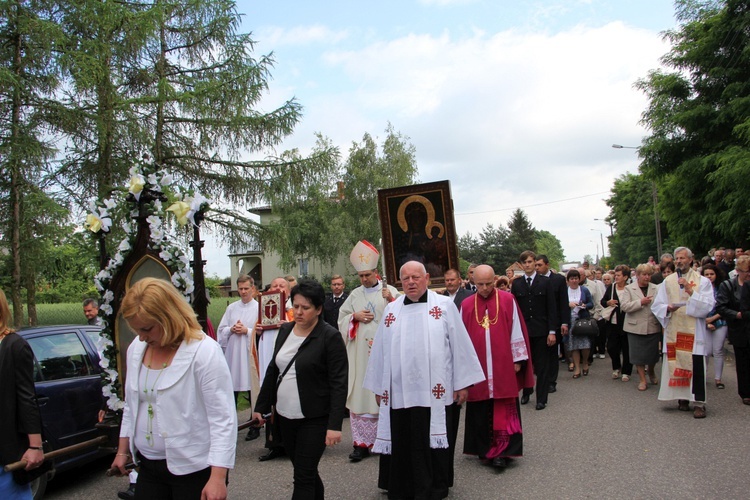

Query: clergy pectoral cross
[[481, 313, 490, 329]]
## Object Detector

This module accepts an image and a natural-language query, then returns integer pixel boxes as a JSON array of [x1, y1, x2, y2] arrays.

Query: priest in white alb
[[217, 274, 259, 442], [651, 246, 714, 418], [364, 261, 485, 499], [338, 241, 399, 462]]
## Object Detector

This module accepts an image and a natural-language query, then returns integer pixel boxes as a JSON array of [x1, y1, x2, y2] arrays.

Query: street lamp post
[[611, 144, 663, 258], [590, 229, 606, 259]]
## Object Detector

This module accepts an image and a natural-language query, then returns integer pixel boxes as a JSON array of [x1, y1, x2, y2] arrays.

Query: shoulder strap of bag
[[275, 337, 308, 390]]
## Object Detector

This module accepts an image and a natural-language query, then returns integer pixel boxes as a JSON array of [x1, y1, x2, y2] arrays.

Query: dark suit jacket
[[511, 274, 558, 338], [323, 291, 349, 330], [547, 272, 569, 329], [718, 278, 746, 346], [255, 318, 348, 431], [443, 287, 474, 311], [0, 333, 42, 465]]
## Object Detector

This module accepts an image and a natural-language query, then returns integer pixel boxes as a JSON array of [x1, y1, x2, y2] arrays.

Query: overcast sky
[[203, 0, 678, 277]]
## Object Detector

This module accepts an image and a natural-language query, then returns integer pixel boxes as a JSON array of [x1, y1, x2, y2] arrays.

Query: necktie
[[527, 277, 532, 288]]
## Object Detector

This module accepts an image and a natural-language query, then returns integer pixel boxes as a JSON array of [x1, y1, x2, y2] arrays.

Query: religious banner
[[257, 291, 287, 331], [377, 180, 459, 288]]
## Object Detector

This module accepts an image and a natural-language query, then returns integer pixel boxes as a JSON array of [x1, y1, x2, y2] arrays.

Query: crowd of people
[[3, 243, 750, 500]]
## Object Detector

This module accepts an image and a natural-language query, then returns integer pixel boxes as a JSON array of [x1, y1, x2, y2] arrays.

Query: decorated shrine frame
[[377, 180, 459, 289]]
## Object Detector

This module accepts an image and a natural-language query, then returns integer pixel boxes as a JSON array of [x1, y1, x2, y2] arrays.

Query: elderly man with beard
[[652, 247, 715, 418], [364, 261, 484, 500], [462, 265, 534, 469]]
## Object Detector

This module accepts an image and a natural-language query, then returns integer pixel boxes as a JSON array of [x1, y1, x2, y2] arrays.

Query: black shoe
[[245, 426, 260, 441], [117, 484, 136, 500], [535, 402, 546, 410], [491, 457, 508, 468], [348, 446, 370, 462], [259, 448, 286, 462], [520, 394, 530, 405], [548, 385, 557, 393]]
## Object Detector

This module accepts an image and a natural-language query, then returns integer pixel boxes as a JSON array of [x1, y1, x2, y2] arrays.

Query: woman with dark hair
[[0, 289, 45, 498], [565, 269, 594, 378], [602, 265, 633, 382], [660, 261, 676, 279], [253, 279, 348, 499], [702, 263, 728, 389]]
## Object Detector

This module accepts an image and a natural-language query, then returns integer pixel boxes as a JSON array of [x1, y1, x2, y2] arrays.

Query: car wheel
[[30, 471, 48, 500]]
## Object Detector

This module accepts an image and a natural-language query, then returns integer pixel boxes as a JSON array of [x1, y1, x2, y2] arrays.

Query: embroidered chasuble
[[338, 282, 399, 415], [651, 270, 714, 401]]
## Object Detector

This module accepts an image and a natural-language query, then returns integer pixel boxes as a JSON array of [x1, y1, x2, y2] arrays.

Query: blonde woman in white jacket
[[112, 278, 237, 500]]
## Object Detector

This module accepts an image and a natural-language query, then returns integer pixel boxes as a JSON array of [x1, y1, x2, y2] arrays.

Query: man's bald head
[[474, 265, 496, 298]]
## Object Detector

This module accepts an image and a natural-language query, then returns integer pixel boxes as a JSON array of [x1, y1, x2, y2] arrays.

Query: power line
[[456, 191, 610, 216]]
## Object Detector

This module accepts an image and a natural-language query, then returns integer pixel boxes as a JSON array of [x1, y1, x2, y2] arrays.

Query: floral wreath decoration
[[84, 162, 210, 411]]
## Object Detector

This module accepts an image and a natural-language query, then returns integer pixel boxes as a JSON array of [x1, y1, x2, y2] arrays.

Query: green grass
[[11, 297, 240, 328]]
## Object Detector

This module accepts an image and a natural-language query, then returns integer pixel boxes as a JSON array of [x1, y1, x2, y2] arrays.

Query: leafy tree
[[605, 173, 671, 265], [637, 0, 750, 252], [0, 0, 65, 324], [504, 209, 537, 263], [535, 229, 565, 270], [458, 224, 513, 273], [261, 125, 418, 269]]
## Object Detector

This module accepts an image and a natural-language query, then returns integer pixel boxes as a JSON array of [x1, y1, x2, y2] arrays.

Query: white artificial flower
[[104, 290, 114, 303], [160, 172, 173, 186], [159, 249, 172, 262], [147, 173, 159, 186], [101, 304, 113, 315], [118, 239, 131, 252], [103, 198, 116, 210]]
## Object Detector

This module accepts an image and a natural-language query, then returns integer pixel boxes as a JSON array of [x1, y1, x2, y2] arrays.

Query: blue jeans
[[0, 469, 32, 500]]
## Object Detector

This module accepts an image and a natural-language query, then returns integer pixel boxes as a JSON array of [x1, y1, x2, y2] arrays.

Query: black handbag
[[572, 318, 599, 337]]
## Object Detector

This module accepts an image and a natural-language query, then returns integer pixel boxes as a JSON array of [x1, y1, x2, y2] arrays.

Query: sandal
[[612, 370, 620, 380], [693, 406, 707, 419], [621, 374, 630, 382], [638, 382, 648, 391], [568, 363, 575, 372], [572, 372, 581, 379], [582, 368, 589, 376], [716, 381, 725, 389]]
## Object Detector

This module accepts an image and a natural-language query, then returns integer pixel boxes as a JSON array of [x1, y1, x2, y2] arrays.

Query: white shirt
[[275, 332, 306, 419]]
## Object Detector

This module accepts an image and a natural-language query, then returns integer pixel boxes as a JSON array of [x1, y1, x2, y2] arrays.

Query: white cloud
[[257, 25, 349, 47], [214, 19, 670, 272], [311, 21, 668, 262]]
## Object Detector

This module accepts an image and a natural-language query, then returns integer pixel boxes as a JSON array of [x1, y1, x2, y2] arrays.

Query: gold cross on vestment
[[481, 313, 490, 329]]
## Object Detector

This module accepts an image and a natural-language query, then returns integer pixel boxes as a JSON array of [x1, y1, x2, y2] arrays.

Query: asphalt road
[[44, 353, 750, 499]]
